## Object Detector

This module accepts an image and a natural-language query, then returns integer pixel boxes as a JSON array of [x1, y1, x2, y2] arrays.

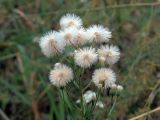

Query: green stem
[[91, 88, 101, 113], [60, 88, 65, 107], [79, 77, 86, 119], [106, 91, 118, 119], [78, 68, 86, 120], [65, 89, 79, 109]]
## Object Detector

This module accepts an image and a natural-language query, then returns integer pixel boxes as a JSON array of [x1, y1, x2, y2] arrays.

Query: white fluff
[[60, 13, 82, 29], [92, 68, 116, 88], [75, 28, 88, 46], [39, 31, 66, 57], [60, 27, 79, 46], [98, 45, 120, 65], [76, 90, 96, 104], [86, 25, 111, 43], [74, 47, 98, 68], [49, 63, 73, 87]]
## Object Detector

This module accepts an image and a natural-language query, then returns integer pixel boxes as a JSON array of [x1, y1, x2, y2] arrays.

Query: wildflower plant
[[39, 13, 123, 119]]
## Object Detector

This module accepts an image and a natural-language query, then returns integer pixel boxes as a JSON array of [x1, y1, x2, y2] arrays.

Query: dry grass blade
[[147, 79, 160, 106], [14, 9, 33, 29], [129, 107, 160, 120], [0, 108, 10, 120], [31, 101, 41, 120]]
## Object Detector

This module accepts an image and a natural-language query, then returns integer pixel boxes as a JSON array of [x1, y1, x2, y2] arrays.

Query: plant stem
[[91, 88, 101, 113], [60, 88, 65, 106], [78, 68, 86, 120], [79, 78, 86, 119], [106, 91, 118, 119]]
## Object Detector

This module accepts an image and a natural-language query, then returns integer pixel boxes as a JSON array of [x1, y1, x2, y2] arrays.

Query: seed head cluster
[[39, 13, 122, 89]]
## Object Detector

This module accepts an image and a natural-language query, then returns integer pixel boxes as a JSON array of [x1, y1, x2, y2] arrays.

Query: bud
[[117, 85, 123, 91], [111, 84, 117, 89], [54, 63, 61, 68]]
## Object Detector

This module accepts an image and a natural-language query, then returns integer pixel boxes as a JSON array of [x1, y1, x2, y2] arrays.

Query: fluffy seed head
[[98, 45, 120, 65], [39, 31, 65, 57], [76, 90, 96, 104], [74, 47, 98, 68], [49, 63, 73, 87], [86, 25, 111, 43], [60, 13, 82, 29], [92, 68, 116, 88], [75, 28, 88, 46], [60, 27, 78, 46]]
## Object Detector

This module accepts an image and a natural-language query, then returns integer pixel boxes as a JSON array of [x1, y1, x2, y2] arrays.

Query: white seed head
[[75, 28, 88, 46], [60, 27, 78, 46], [49, 64, 73, 87], [60, 13, 82, 29], [86, 25, 111, 43], [39, 31, 66, 57], [98, 45, 120, 65], [74, 47, 98, 68], [76, 90, 96, 104], [92, 68, 116, 88]]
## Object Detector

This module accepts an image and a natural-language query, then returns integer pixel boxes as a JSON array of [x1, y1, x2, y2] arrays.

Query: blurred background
[[0, 0, 160, 120]]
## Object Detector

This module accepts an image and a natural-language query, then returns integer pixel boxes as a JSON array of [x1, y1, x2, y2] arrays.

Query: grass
[[0, 0, 160, 120]]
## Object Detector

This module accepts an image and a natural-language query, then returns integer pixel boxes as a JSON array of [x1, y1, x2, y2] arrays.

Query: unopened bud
[[54, 63, 61, 68], [117, 85, 123, 91]]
